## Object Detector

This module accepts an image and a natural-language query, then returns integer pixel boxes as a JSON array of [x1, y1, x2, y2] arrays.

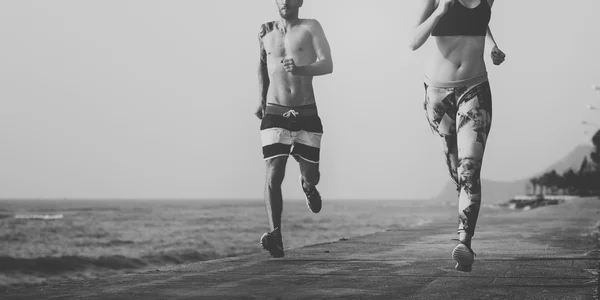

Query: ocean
[[0, 199, 504, 287]]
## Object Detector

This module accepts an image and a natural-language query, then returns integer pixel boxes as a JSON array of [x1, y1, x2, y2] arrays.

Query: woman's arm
[[409, 0, 453, 51], [485, 0, 506, 65], [485, 26, 498, 48], [485, 0, 497, 48]]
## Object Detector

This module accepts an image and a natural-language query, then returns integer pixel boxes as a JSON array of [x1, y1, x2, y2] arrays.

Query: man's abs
[[267, 68, 315, 106], [424, 36, 487, 82]]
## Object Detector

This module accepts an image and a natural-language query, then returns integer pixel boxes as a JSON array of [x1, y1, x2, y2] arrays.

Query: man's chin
[[279, 11, 296, 19]]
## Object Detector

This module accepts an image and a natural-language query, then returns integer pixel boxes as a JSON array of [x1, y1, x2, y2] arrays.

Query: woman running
[[409, 0, 506, 272]]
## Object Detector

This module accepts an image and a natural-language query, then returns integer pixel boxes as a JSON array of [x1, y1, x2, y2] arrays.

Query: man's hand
[[491, 45, 506, 65], [435, 0, 454, 15], [282, 58, 299, 75], [255, 104, 265, 120]]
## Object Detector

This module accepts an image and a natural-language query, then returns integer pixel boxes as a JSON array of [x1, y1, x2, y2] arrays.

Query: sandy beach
[[3, 197, 599, 300]]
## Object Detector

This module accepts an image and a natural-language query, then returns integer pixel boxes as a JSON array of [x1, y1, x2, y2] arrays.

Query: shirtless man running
[[255, 0, 333, 258]]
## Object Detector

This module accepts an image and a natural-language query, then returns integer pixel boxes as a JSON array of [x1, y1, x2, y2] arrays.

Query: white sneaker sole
[[452, 244, 474, 272]]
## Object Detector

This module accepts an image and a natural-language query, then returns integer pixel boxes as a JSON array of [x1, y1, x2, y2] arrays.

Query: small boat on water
[[14, 214, 64, 220], [504, 194, 568, 210]]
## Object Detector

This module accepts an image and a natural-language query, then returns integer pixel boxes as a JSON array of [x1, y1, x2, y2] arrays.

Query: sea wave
[[0, 198, 451, 287], [14, 214, 64, 220], [0, 249, 227, 276]]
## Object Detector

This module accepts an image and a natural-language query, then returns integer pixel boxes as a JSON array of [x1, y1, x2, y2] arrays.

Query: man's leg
[[291, 129, 323, 214], [260, 111, 293, 258], [264, 156, 288, 231], [298, 158, 320, 191], [297, 157, 322, 213], [260, 155, 288, 258]]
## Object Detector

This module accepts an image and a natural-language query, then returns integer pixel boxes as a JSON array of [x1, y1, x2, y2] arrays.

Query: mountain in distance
[[539, 144, 594, 175], [429, 144, 594, 204]]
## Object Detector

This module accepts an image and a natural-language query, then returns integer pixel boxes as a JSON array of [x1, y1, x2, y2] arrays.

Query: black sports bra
[[431, 0, 491, 36]]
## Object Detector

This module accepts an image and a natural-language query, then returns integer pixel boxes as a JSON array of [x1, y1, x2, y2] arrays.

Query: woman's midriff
[[424, 35, 487, 82]]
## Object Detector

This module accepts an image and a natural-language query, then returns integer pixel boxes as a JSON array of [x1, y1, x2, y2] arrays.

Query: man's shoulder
[[299, 18, 321, 28], [259, 21, 277, 39], [298, 19, 324, 34]]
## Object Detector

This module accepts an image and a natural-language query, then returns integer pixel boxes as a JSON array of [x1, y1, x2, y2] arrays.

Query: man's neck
[[277, 17, 300, 33]]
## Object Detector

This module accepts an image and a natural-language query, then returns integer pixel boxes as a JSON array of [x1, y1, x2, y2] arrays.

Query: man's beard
[[279, 9, 294, 19]]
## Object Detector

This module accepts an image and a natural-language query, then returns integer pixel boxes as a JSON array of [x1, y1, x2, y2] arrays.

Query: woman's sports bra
[[431, 0, 491, 37]]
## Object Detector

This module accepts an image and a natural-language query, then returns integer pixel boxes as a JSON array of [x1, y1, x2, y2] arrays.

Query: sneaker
[[300, 176, 322, 213], [260, 228, 284, 258], [451, 239, 476, 272]]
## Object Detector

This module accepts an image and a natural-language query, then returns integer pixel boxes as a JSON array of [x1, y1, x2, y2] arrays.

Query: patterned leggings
[[423, 74, 492, 237]]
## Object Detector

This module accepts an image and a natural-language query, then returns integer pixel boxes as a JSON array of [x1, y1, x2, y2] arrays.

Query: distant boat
[[14, 214, 64, 220], [503, 194, 567, 210]]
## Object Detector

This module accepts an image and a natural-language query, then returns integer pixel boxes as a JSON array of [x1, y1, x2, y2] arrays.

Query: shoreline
[[153, 196, 600, 265], [5, 197, 598, 299], [0, 205, 450, 289], [0, 199, 466, 289], [5, 198, 600, 295]]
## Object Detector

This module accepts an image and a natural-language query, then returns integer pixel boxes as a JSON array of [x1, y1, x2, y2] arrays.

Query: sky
[[0, 0, 599, 200]]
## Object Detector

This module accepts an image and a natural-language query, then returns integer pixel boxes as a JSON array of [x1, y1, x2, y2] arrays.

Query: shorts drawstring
[[282, 110, 299, 118]]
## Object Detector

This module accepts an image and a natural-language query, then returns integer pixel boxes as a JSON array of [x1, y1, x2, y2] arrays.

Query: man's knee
[[266, 158, 287, 187]]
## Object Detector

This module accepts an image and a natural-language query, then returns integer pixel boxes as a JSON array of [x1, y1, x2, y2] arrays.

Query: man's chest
[[263, 29, 313, 58]]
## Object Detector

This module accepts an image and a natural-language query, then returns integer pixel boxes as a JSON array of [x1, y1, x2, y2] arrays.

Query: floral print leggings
[[423, 76, 492, 237]]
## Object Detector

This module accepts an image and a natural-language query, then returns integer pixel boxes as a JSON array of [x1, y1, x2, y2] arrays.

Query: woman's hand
[[491, 46, 506, 65], [435, 0, 455, 16]]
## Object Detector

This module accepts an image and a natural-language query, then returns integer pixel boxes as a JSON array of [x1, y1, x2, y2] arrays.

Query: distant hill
[[430, 178, 529, 205], [429, 144, 594, 204], [539, 144, 594, 175]]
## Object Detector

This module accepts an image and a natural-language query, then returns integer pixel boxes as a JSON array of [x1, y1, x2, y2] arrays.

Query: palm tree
[[561, 169, 578, 195], [578, 157, 595, 196], [553, 171, 566, 195], [590, 129, 600, 169], [547, 170, 560, 195], [529, 178, 538, 195], [591, 130, 600, 195], [538, 173, 549, 195]]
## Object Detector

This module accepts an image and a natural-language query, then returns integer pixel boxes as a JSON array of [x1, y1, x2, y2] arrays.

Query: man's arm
[[258, 39, 269, 107], [256, 25, 270, 119], [292, 19, 333, 76]]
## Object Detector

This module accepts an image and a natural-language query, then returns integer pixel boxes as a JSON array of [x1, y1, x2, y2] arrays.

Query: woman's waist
[[424, 71, 488, 88], [428, 36, 486, 77], [424, 55, 487, 83]]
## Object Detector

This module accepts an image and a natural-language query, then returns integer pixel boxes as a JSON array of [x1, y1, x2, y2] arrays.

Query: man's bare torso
[[261, 19, 318, 106]]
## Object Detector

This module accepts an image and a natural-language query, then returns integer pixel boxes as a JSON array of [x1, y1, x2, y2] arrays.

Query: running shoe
[[260, 228, 284, 258], [452, 239, 476, 272], [300, 176, 322, 213]]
